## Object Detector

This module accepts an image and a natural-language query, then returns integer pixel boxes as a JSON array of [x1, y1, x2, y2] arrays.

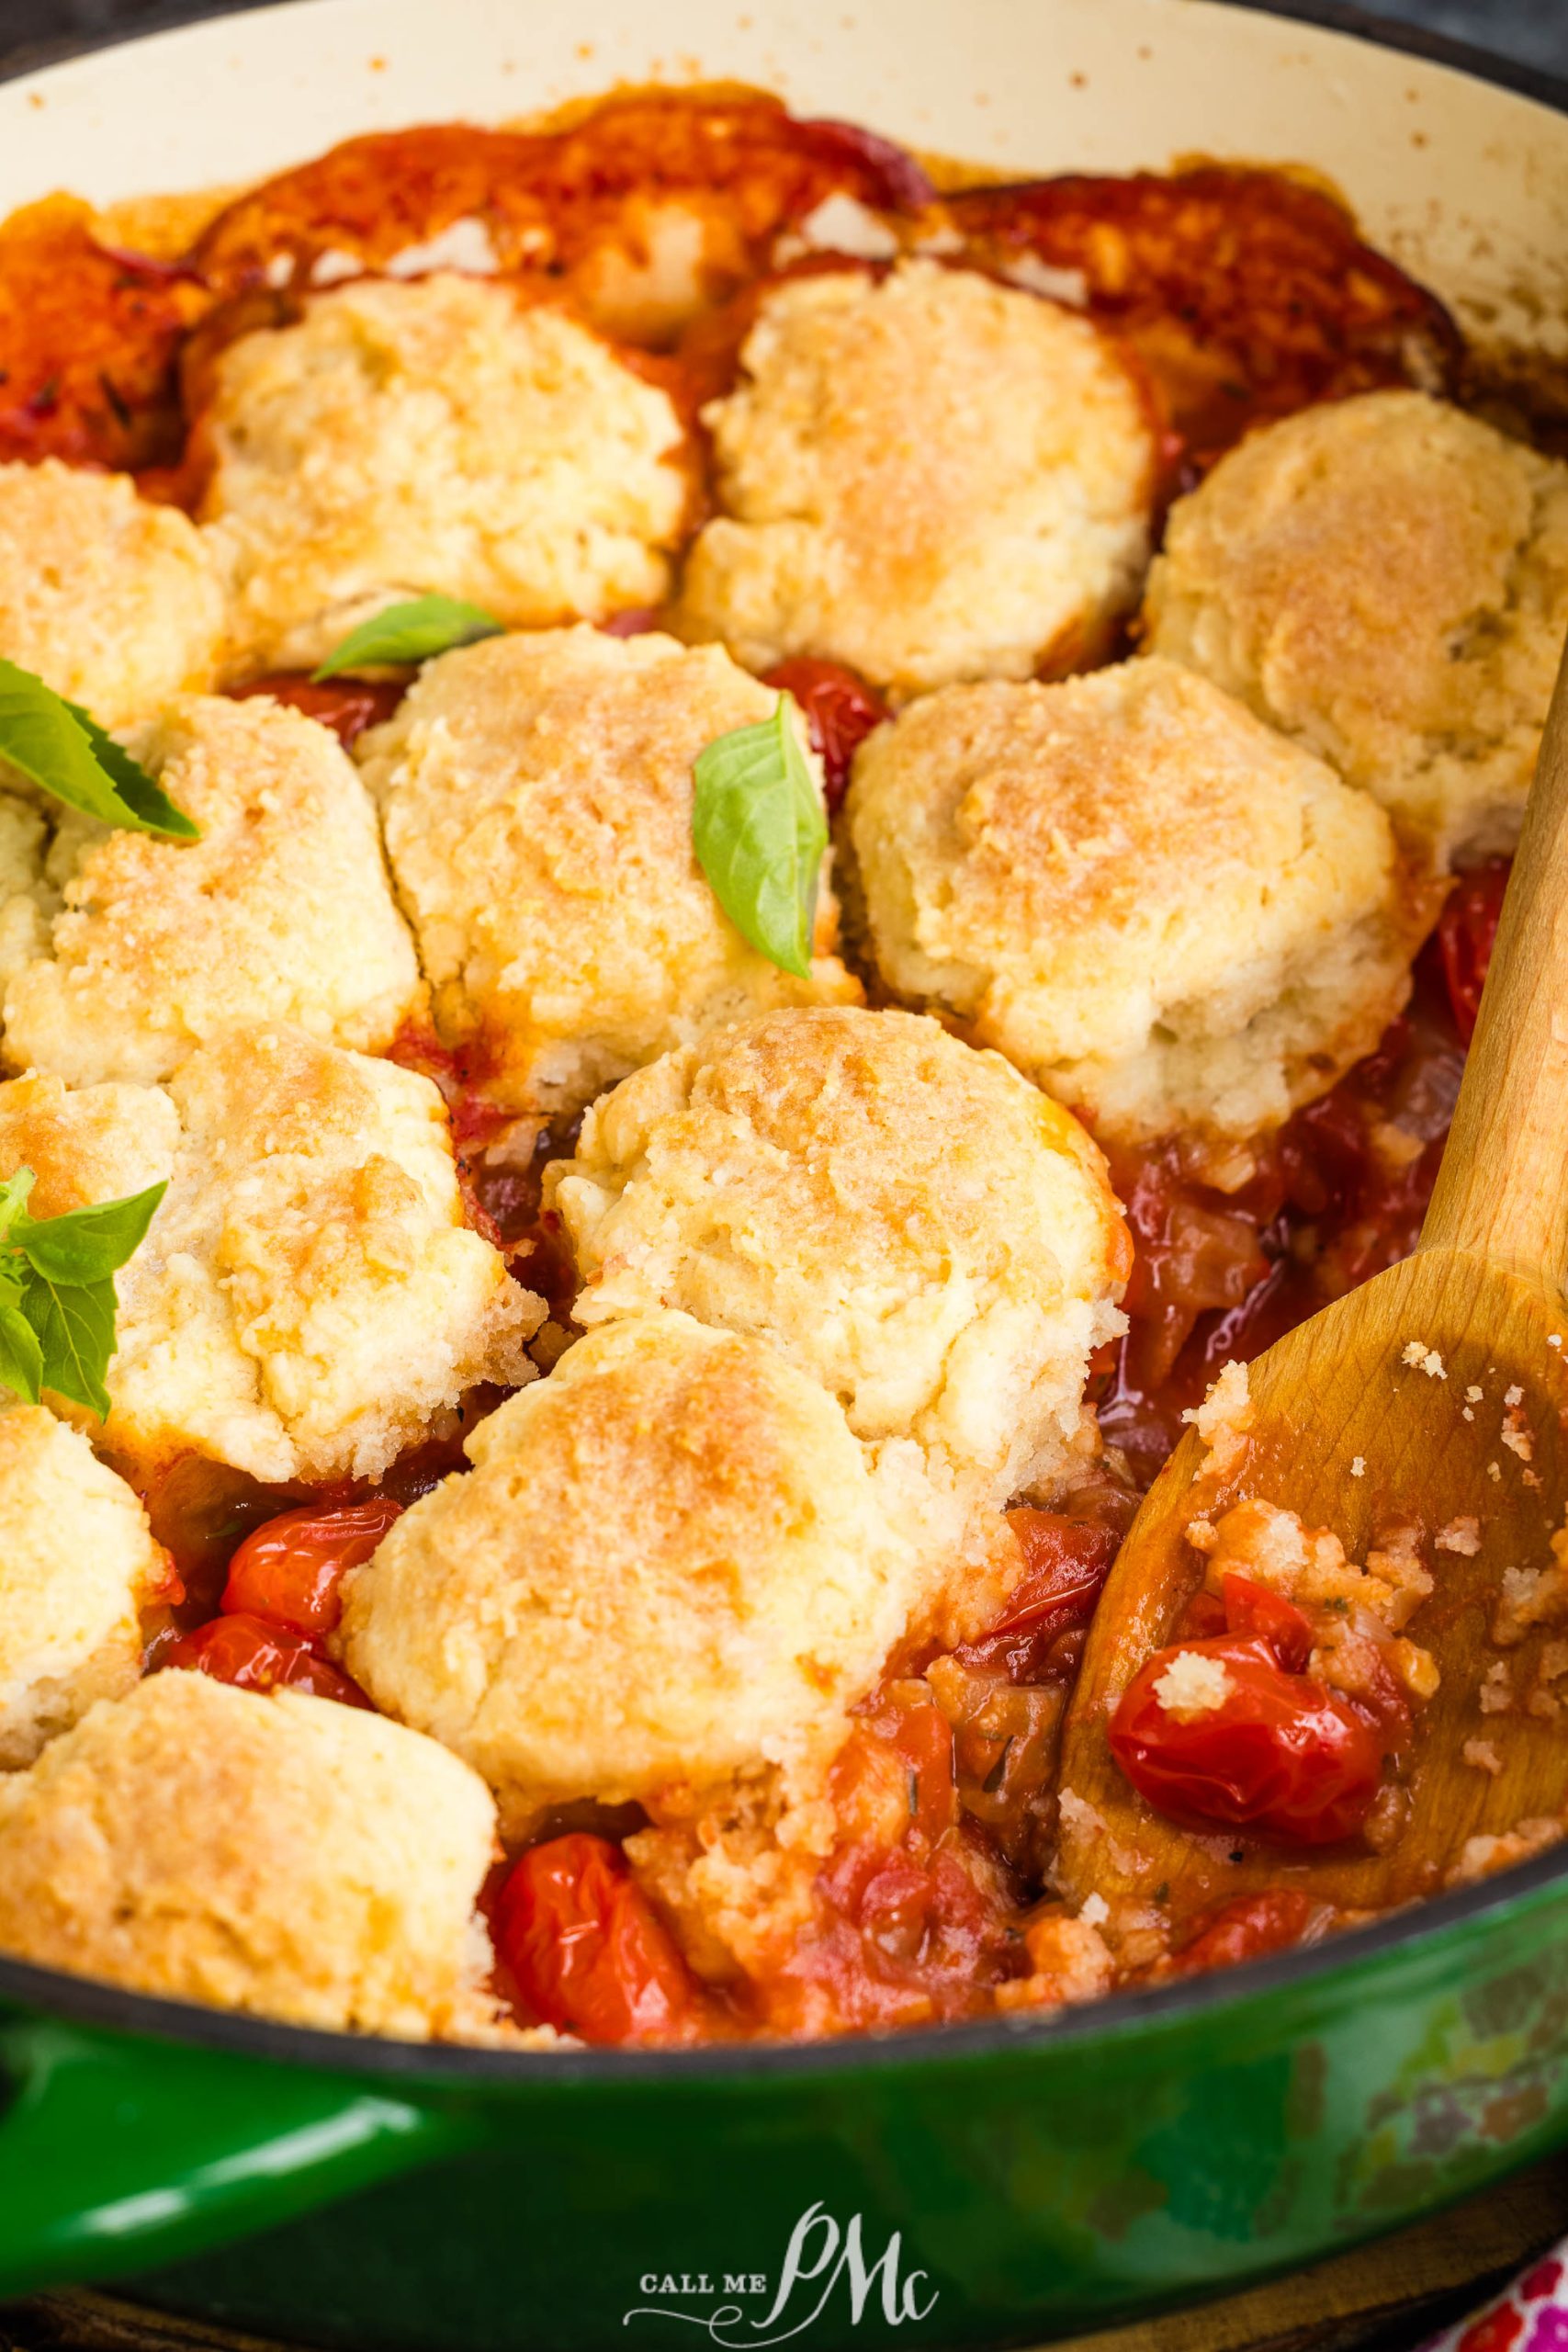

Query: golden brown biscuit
[[0, 1403, 169, 1768], [200, 274, 689, 673], [0, 459, 224, 731], [0, 1028, 540, 1484], [547, 1006, 1130, 1507], [0, 790, 52, 999], [675, 260, 1156, 695], [339, 1312, 927, 1836], [1144, 390, 1568, 865], [0, 1672, 499, 2036], [4, 695, 423, 1086], [356, 627, 859, 1116], [845, 659, 1430, 1145]]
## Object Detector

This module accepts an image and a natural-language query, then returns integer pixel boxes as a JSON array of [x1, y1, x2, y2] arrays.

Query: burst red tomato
[[1437, 858, 1510, 1043], [761, 658, 887, 812], [955, 1507, 1123, 1683], [494, 1834, 703, 2045], [220, 1497, 404, 1635], [1168, 1888, 1321, 1975], [1110, 1625, 1386, 1846], [1217, 1573, 1313, 1674], [163, 1611, 371, 1707], [225, 673, 407, 749]]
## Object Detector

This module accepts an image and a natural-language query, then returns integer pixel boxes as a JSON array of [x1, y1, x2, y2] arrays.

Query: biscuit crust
[[0, 1029, 540, 1485], [357, 627, 858, 1115], [339, 1311, 922, 1836], [0, 1403, 168, 1768], [0, 459, 224, 733], [0, 1672, 499, 2035], [1144, 390, 1568, 865], [4, 695, 423, 1086], [547, 1005, 1130, 1507], [845, 659, 1431, 1144], [675, 259, 1156, 695], [200, 274, 690, 673]]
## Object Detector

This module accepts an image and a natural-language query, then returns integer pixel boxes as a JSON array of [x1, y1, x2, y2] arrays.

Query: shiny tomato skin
[[225, 673, 407, 749], [163, 1612, 372, 1707], [1168, 1888, 1321, 1975], [1110, 1634, 1385, 1845], [220, 1497, 404, 1635], [495, 1834, 701, 2045], [1437, 857, 1510, 1044], [1220, 1572, 1314, 1674], [761, 658, 887, 812]]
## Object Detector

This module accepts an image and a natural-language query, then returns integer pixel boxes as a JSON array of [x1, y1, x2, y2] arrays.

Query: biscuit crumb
[[1350, 1455, 1366, 1478], [1437, 1516, 1482, 1555], [1183, 1360, 1253, 1482], [1480, 1659, 1514, 1714], [1153, 1651, 1234, 1719], [1401, 1340, 1446, 1377], [1463, 1738, 1502, 1776], [1466, 1385, 1484, 1402]]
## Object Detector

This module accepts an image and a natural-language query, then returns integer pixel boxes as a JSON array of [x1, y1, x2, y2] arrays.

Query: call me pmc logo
[[624, 2202, 939, 2346]]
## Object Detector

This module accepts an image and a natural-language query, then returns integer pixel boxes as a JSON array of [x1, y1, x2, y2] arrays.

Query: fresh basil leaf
[[17, 1266, 116, 1419], [13, 1181, 166, 1286], [311, 594, 504, 680], [0, 1281, 41, 1407], [63, 698, 200, 841], [0, 661, 199, 841], [0, 1167, 34, 1243], [692, 695, 828, 980]]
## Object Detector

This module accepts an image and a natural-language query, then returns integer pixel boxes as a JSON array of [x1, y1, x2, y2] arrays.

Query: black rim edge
[[4, 1838, 1567, 2087], [1, 0, 1564, 110], [1216, 0, 1568, 113], [0, 0, 1559, 2088]]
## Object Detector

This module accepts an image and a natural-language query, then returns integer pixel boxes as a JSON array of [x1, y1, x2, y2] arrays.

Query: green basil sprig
[[312, 594, 504, 680], [0, 1168, 166, 1419], [692, 695, 828, 979], [0, 662, 198, 840]]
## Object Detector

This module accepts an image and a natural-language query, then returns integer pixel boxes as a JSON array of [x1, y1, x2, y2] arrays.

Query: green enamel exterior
[[2, 1862, 1566, 2349]]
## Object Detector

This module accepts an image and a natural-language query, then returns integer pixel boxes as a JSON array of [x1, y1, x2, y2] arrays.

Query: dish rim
[[3, 0, 1566, 112], [3, 1823, 1565, 2086], [0, 0, 1562, 2088]]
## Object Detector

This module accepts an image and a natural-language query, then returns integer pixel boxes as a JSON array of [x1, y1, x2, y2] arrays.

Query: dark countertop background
[[0, 0, 1564, 83]]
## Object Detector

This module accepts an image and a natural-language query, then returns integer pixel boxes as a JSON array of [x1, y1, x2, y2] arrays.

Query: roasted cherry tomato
[[1438, 857, 1511, 1044], [220, 1497, 404, 1635], [225, 673, 407, 749], [1109, 1632, 1385, 1845], [761, 658, 887, 812], [1218, 1572, 1313, 1674], [955, 1507, 1123, 1684], [1168, 1888, 1321, 1976], [493, 1834, 701, 2045], [888, 1699, 959, 1849], [163, 1611, 371, 1707]]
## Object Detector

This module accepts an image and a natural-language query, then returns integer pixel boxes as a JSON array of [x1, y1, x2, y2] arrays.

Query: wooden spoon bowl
[[1057, 656, 1568, 1949]]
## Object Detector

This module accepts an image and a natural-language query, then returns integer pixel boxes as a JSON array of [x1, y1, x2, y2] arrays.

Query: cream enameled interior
[[0, 0, 1563, 363]]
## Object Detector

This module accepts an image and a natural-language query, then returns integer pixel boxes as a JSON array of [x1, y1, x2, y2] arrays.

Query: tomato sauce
[[224, 672, 407, 749], [948, 165, 1463, 475], [0, 198, 209, 473], [1098, 912, 1482, 1487]]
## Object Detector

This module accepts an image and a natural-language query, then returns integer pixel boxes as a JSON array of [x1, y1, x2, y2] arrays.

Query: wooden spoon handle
[[1420, 642, 1568, 1291]]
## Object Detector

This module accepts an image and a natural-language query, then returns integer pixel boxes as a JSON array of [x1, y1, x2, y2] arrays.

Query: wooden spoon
[[1055, 655, 1568, 1945]]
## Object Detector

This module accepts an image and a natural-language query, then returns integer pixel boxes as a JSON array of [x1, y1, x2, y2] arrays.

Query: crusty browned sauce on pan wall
[[0, 89, 1529, 2042]]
